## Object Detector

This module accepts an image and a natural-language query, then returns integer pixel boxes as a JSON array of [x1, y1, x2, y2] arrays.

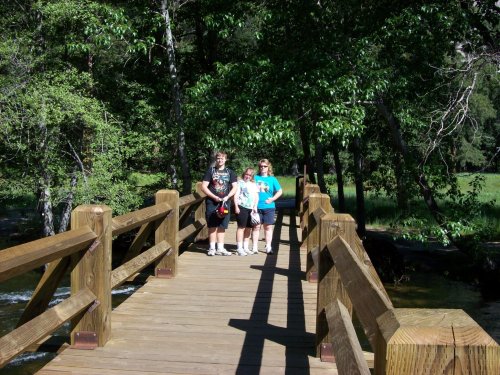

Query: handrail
[[0, 185, 208, 368], [0, 226, 97, 282], [299, 181, 500, 374], [112, 202, 172, 236], [0, 288, 96, 367]]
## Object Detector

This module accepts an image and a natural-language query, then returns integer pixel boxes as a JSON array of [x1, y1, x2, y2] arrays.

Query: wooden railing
[[0, 183, 207, 368], [297, 179, 500, 375]]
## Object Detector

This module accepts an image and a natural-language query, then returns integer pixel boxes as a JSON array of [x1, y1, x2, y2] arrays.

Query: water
[[0, 271, 139, 374]]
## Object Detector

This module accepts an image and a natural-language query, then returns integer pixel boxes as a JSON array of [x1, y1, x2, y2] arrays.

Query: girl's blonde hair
[[258, 159, 274, 176], [241, 167, 255, 182]]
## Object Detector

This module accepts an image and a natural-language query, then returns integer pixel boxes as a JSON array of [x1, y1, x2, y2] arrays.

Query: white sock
[[237, 241, 243, 250], [243, 240, 249, 250], [209, 242, 216, 250], [217, 243, 224, 250]]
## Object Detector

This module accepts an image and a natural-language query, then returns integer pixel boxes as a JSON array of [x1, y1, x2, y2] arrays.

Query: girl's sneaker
[[215, 248, 232, 256], [236, 248, 247, 256]]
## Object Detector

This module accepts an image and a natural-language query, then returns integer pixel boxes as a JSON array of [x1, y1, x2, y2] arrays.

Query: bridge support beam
[[70, 204, 112, 347], [155, 190, 179, 278]]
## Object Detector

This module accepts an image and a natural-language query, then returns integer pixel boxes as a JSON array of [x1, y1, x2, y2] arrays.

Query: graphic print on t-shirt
[[212, 169, 230, 196], [256, 180, 270, 193]]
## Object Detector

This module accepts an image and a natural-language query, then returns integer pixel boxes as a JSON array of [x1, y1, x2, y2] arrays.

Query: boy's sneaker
[[207, 249, 216, 256], [215, 248, 232, 256], [236, 249, 247, 256]]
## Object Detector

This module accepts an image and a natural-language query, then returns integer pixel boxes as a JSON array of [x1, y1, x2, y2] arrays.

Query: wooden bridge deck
[[37, 210, 341, 374]]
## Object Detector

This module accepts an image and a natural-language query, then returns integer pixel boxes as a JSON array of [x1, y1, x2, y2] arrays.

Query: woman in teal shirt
[[254, 158, 282, 254]]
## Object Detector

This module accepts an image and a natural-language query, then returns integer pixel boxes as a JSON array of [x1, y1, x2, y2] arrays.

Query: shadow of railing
[[229, 209, 314, 374]]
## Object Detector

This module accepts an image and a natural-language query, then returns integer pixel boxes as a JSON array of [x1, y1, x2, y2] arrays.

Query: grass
[[274, 173, 500, 240]]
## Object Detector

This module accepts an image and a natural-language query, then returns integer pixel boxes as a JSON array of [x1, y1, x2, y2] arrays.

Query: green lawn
[[275, 173, 499, 239]]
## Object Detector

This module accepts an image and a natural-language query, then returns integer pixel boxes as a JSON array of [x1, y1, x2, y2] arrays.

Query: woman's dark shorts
[[206, 199, 231, 229], [258, 208, 275, 225], [236, 207, 254, 228]]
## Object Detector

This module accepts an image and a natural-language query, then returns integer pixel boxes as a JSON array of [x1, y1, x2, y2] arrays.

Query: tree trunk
[[298, 121, 315, 183], [37, 102, 55, 238], [376, 100, 444, 226], [161, 0, 192, 195], [332, 141, 346, 212], [393, 154, 409, 212], [39, 175, 55, 238], [58, 171, 78, 233], [315, 142, 327, 193], [352, 137, 366, 237]]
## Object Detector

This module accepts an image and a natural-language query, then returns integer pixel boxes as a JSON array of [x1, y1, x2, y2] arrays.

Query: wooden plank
[[178, 217, 207, 243], [37, 213, 347, 374], [327, 235, 393, 351], [326, 299, 371, 375], [111, 240, 171, 289], [178, 191, 205, 209], [121, 221, 155, 263], [316, 213, 354, 355], [0, 288, 96, 368], [155, 190, 179, 277], [17, 257, 71, 327], [376, 308, 500, 375], [0, 226, 96, 282], [194, 182, 208, 241], [71, 205, 113, 347], [111, 202, 171, 236]]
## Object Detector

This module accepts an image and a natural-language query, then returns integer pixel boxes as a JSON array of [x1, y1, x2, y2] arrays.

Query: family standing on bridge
[[201, 151, 282, 256]]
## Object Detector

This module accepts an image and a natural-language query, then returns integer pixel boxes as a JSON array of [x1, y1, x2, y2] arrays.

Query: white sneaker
[[266, 247, 273, 254], [215, 248, 232, 256], [243, 249, 253, 255], [236, 249, 247, 256], [248, 249, 258, 255], [207, 249, 216, 256]]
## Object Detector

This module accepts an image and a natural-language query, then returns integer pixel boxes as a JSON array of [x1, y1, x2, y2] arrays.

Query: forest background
[[0, 1, 498, 285]]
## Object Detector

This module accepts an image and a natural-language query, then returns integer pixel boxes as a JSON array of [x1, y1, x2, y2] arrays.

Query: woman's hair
[[258, 159, 274, 176], [241, 167, 255, 182]]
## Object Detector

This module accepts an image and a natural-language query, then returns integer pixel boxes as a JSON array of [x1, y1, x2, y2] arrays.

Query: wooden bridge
[[0, 181, 499, 374]]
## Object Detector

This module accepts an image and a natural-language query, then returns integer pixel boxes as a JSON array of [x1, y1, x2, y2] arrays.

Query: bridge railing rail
[[298, 180, 499, 375], [0, 184, 207, 368]]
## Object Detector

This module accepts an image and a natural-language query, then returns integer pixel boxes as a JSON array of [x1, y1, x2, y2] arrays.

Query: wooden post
[[306, 193, 332, 281], [295, 176, 304, 211], [71, 205, 112, 347], [376, 308, 500, 375], [300, 184, 320, 249], [316, 213, 355, 357], [155, 190, 179, 278], [194, 182, 208, 241]]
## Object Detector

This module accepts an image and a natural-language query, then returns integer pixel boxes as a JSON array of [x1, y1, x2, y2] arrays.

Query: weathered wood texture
[[111, 202, 171, 236], [71, 205, 113, 347], [316, 214, 356, 355], [155, 190, 179, 277], [37, 213, 374, 374], [0, 288, 96, 368], [0, 226, 96, 282], [17, 257, 71, 327], [327, 235, 393, 351], [376, 308, 500, 375], [306, 193, 332, 281], [326, 299, 371, 375], [300, 184, 320, 247], [194, 182, 208, 241]]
